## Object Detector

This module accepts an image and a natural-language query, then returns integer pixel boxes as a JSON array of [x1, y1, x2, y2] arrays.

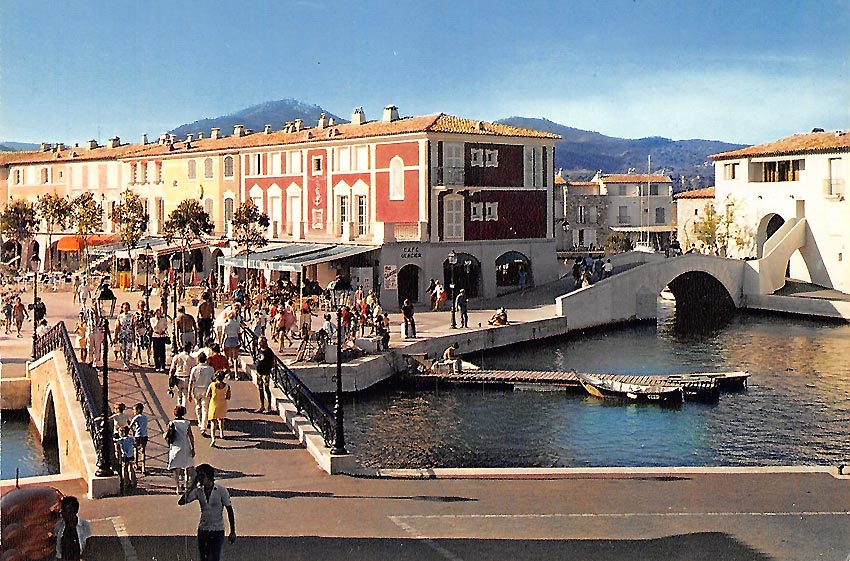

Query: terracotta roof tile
[[600, 173, 672, 184], [710, 131, 850, 160], [567, 180, 598, 187], [674, 187, 715, 199]]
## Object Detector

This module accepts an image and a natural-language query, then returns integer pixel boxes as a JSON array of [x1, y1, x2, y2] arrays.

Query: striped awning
[[56, 234, 120, 252], [217, 243, 378, 272]]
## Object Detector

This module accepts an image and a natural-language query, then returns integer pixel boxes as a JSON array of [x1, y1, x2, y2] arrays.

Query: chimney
[[328, 117, 335, 126], [283, 121, 292, 133], [264, 124, 272, 134], [294, 119, 303, 132], [184, 140, 192, 150], [159, 133, 169, 144], [351, 107, 365, 125], [40, 143, 50, 152], [186, 133, 194, 142], [476, 121, 485, 131], [169, 134, 177, 143], [210, 128, 221, 140], [317, 113, 328, 129], [382, 105, 399, 123], [233, 124, 245, 137], [197, 131, 204, 140], [55, 142, 66, 152], [140, 133, 148, 145], [86, 139, 98, 150], [108, 137, 120, 148]]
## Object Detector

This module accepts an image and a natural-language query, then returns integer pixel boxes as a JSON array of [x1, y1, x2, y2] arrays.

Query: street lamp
[[95, 301, 116, 478], [96, 281, 117, 318], [170, 253, 180, 354], [448, 250, 457, 329], [330, 306, 347, 455], [31, 254, 41, 359], [143, 243, 152, 311]]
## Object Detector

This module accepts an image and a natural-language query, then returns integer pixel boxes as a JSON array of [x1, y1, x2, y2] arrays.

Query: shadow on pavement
[[90, 532, 770, 561], [228, 487, 477, 503]]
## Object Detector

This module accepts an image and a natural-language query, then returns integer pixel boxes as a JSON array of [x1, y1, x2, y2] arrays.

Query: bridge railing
[[238, 325, 337, 447], [34, 321, 105, 459]]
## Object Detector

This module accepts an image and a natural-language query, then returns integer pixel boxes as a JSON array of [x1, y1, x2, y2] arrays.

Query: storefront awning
[[217, 243, 378, 272], [56, 234, 120, 252], [609, 225, 674, 233]]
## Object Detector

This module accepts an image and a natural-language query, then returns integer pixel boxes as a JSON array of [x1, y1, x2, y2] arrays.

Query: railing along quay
[[34, 321, 106, 461], [239, 325, 338, 447]]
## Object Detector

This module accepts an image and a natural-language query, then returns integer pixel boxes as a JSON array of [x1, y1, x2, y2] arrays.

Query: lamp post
[[95, 311, 115, 478], [144, 243, 152, 311], [170, 254, 180, 355], [330, 306, 347, 455], [31, 254, 41, 359], [448, 250, 457, 329]]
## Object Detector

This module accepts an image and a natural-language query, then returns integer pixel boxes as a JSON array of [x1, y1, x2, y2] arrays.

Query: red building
[[225, 106, 559, 305]]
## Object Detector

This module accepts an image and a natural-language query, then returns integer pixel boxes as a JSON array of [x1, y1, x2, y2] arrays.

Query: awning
[[56, 234, 120, 252], [217, 243, 378, 272], [610, 225, 674, 233]]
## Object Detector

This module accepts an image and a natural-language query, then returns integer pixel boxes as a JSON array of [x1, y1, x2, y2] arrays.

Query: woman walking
[[12, 296, 28, 338], [73, 312, 89, 363], [165, 405, 195, 494], [116, 302, 136, 369], [134, 300, 152, 366], [221, 311, 241, 379], [206, 372, 231, 447]]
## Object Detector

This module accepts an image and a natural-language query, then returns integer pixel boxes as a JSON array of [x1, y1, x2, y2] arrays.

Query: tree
[[231, 200, 270, 285], [36, 192, 72, 271], [692, 203, 721, 252], [604, 231, 634, 254], [0, 199, 39, 270], [69, 192, 104, 276], [162, 199, 214, 284], [111, 190, 149, 287]]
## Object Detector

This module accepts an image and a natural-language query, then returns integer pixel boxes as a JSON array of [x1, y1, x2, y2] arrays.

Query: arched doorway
[[495, 251, 532, 293], [28, 240, 40, 271], [210, 248, 224, 290], [443, 253, 481, 298], [757, 213, 785, 258], [398, 264, 421, 306]]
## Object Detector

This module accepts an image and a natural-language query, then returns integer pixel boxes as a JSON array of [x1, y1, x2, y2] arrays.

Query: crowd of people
[[568, 255, 614, 289]]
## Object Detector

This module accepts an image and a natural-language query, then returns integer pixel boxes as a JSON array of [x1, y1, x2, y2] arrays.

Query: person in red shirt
[[206, 343, 229, 375]]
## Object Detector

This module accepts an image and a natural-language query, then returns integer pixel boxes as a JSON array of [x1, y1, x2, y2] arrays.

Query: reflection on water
[[1, 411, 60, 478], [345, 301, 850, 468]]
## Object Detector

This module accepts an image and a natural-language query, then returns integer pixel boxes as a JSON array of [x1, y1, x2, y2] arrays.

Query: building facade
[[711, 129, 850, 292], [672, 187, 715, 251]]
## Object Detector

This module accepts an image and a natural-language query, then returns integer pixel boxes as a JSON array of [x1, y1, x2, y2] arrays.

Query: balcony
[[432, 166, 465, 186], [823, 179, 846, 200]]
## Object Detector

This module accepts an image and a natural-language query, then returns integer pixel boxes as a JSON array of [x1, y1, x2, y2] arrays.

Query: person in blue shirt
[[130, 403, 149, 475], [117, 425, 137, 493]]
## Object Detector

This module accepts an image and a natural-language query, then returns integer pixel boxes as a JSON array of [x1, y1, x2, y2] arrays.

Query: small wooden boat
[[577, 372, 684, 406]]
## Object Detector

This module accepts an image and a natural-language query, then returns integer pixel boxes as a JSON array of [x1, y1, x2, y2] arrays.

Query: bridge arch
[[37, 387, 61, 470]]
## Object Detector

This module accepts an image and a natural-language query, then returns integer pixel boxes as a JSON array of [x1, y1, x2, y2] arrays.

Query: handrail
[[239, 325, 337, 447], [34, 321, 106, 459]]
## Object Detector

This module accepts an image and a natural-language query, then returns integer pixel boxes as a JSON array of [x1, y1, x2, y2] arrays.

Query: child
[[130, 403, 149, 475], [117, 425, 137, 493]]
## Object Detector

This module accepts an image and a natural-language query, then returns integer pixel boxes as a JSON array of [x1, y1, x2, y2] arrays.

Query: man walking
[[254, 336, 276, 414], [178, 463, 237, 561], [197, 294, 215, 347], [176, 306, 198, 350], [401, 298, 416, 338], [54, 496, 92, 560], [169, 343, 197, 406], [454, 288, 469, 328], [188, 352, 215, 437]]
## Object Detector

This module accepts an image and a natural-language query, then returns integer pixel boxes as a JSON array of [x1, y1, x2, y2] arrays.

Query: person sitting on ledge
[[439, 342, 462, 374], [488, 307, 508, 326]]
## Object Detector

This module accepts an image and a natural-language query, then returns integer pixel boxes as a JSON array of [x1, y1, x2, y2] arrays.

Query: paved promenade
[[4, 281, 850, 559]]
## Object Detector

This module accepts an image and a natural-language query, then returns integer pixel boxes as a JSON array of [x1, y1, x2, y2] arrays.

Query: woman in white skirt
[[165, 405, 195, 494]]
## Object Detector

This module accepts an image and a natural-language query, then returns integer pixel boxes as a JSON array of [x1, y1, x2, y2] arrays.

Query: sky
[[1, 0, 848, 146]]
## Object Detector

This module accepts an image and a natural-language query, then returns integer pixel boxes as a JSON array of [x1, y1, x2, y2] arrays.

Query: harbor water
[[344, 299, 850, 469], [1, 411, 60, 479]]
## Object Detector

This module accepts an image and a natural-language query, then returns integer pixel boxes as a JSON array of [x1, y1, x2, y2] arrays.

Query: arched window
[[224, 156, 234, 178], [187, 160, 196, 179], [204, 158, 214, 179], [224, 198, 234, 224], [389, 156, 404, 200]]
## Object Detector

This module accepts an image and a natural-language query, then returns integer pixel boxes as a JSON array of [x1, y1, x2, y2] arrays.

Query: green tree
[[604, 231, 634, 254], [231, 200, 270, 282], [111, 189, 149, 287], [36, 192, 72, 271], [69, 192, 104, 276], [162, 199, 214, 283], [0, 198, 39, 270], [693, 203, 721, 253]]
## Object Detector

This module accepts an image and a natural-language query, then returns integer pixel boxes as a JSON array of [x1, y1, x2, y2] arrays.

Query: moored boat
[[577, 372, 684, 406]]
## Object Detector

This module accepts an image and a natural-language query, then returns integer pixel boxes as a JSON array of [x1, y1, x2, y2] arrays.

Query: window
[[762, 159, 801, 182], [155, 161, 163, 184], [40, 168, 49, 184], [724, 163, 738, 180], [389, 156, 404, 200], [485, 149, 499, 168], [354, 146, 369, 171], [224, 198, 234, 223], [336, 147, 351, 171], [339, 195, 349, 225], [357, 195, 367, 235], [650, 184, 659, 196], [187, 160, 196, 179], [254, 154, 262, 175], [470, 148, 484, 167], [694, 208, 699, 216], [224, 156, 234, 178], [289, 151, 302, 174], [140, 161, 148, 184], [618, 205, 629, 224], [577, 205, 587, 224], [588, 206, 597, 223], [204, 158, 213, 179], [655, 207, 666, 224], [157, 199, 164, 233], [444, 195, 464, 240], [311, 208, 324, 229], [130, 163, 138, 184], [444, 143, 463, 184], [470, 202, 484, 221], [311, 155, 323, 175], [485, 202, 498, 221], [13, 169, 21, 184]]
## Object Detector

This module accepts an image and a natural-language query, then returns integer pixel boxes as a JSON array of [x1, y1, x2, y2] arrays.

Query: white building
[[595, 172, 674, 250], [672, 187, 715, 251], [711, 129, 850, 292]]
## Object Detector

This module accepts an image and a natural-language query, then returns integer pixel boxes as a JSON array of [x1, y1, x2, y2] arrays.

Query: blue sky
[[1, 0, 847, 145]]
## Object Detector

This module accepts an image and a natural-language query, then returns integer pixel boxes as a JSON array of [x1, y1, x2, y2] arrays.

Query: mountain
[[497, 117, 746, 191], [169, 99, 347, 138], [0, 141, 40, 152]]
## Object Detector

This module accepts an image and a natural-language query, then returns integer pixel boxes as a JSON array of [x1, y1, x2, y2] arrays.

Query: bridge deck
[[415, 369, 749, 391]]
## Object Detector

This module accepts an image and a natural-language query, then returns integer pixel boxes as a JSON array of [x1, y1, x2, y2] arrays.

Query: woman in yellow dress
[[206, 371, 231, 447]]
